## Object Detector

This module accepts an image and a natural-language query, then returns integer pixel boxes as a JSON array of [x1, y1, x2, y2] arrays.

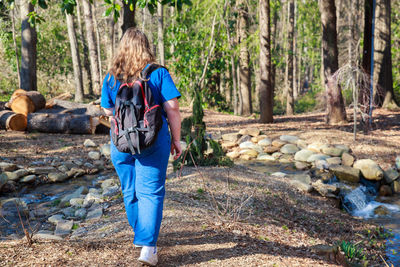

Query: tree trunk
[[106, 15, 115, 69], [259, 0, 273, 123], [157, 2, 165, 65], [20, 0, 37, 91], [11, 8, 20, 86], [48, 99, 104, 117], [0, 111, 27, 131], [319, 0, 347, 124], [170, 6, 175, 56], [373, 0, 398, 109], [238, 0, 252, 115], [82, 0, 101, 95], [76, 0, 92, 95], [66, 13, 84, 102], [122, 0, 136, 34], [92, 0, 102, 80], [27, 113, 98, 134], [286, 0, 294, 115]]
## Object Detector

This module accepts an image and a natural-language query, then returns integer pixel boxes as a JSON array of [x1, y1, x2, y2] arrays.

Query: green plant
[[339, 240, 366, 261], [72, 223, 79, 230]]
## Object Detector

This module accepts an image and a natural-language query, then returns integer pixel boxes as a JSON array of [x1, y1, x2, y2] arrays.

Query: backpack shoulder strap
[[141, 63, 166, 79]]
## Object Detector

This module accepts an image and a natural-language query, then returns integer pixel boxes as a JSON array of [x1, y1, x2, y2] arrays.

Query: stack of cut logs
[[0, 89, 110, 134]]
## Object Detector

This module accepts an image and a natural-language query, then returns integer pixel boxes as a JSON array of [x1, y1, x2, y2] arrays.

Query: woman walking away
[[101, 28, 182, 266]]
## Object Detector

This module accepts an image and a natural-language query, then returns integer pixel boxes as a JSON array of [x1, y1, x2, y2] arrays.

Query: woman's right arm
[[103, 107, 114, 117]]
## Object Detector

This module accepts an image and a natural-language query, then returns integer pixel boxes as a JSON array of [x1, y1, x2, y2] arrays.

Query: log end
[[7, 113, 27, 131], [10, 95, 35, 116]]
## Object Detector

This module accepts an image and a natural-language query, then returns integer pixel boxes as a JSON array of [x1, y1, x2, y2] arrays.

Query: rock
[[13, 169, 30, 178], [307, 143, 324, 153], [67, 168, 86, 178], [28, 166, 56, 174], [353, 159, 383, 181], [20, 175, 37, 183], [89, 188, 101, 194], [55, 220, 74, 236], [396, 156, 400, 170], [280, 135, 299, 144], [86, 207, 103, 220], [0, 162, 17, 172], [326, 157, 342, 165], [341, 153, 354, 167], [296, 140, 308, 149], [60, 186, 89, 206], [101, 178, 117, 189], [102, 185, 120, 197], [240, 154, 254, 160], [33, 230, 63, 241], [84, 192, 103, 207], [239, 128, 260, 137], [222, 133, 241, 142], [295, 161, 309, 170], [48, 214, 64, 225], [61, 207, 76, 217], [88, 151, 101, 160], [84, 162, 95, 169], [291, 174, 311, 185], [264, 146, 281, 154], [271, 139, 286, 148], [252, 135, 268, 143], [1, 198, 28, 212], [237, 135, 252, 144], [100, 144, 111, 157], [258, 138, 272, 147], [374, 205, 390, 216], [288, 179, 312, 193], [307, 154, 330, 163], [280, 144, 299, 154], [58, 165, 69, 173], [322, 146, 344, 157], [239, 141, 258, 150], [239, 149, 259, 158], [226, 151, 240, 159], [221, 141, 237, 150], [48, 172, 69, 182], [271, 152, 282, 159], [70, 198, 84, 207], [312, 179, 339, 197], [1, 171, 19, 182], [329, 165, 360, 183], [310, 244, 338, 256], [383, 168, 400, 184], [379, 185, 392, 196], [257, 154, 276, 161], [75, 208, 87, 219], [294, 149, 315, 162], [83, 139, 96, 147], [392, 180, 400, 194], [271, 172, 287, 178], [334, 144, 350, 153]]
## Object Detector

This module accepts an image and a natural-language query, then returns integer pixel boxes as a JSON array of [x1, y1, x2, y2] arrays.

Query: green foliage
[[173, 90, 233, 170], [339, 241, 366, 261], [294, 88, 320, 114]]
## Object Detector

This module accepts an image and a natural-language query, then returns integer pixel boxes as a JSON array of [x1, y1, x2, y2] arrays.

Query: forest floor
[[1, 107, 400, 266]]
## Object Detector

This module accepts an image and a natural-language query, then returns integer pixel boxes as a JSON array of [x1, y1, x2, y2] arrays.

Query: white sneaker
[[138, 246, 158, 266]]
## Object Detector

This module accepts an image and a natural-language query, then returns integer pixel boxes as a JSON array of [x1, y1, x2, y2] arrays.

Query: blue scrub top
[[101, 65, 181, 120]]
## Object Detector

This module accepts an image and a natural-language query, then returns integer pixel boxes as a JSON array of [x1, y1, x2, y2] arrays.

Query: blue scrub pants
[[110, 121, 170, 246]]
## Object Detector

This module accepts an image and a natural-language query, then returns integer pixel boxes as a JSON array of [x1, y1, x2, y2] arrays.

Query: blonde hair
[[109, 28, 155, 83]]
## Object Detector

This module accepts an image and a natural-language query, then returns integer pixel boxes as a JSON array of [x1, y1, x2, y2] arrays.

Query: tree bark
[[319, 0, 347, 124], [286, 0, 294, 115], [20, 0, 37, 91], [92, 0, 102, 80], [76, 0, 92, 95], [11, 8, 20, 86], [27, 113, 98, 134], [238, 0, 252, 115], [82, 0, 101, 95], [8, 90, 46, 115], [122, 0, 136, 34], [66, 13, 84, 102], [157, 2, 165, 65], [373, 0, 398, 109], [259, 0, 273, 123], [47, 99, 104, 117]]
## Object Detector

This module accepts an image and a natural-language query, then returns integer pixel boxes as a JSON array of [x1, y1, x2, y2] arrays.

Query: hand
[[170, 140, 182, 160]]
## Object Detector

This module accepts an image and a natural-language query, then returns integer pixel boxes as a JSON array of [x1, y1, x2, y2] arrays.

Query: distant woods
[[0, 0, 399, 124]]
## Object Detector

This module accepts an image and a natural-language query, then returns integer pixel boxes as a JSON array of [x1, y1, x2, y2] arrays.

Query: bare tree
[[66, 13, 84, 102], [157, 2, 165, 65], [319, 0, 347, 124], [259, 0, 273, 123], [285, 0, 294, 115], [20, 0, 37, 91], [82, 0, 101, 95]]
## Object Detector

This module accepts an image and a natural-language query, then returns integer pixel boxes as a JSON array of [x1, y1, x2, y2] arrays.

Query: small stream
[[239, 160, 400, 265]]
